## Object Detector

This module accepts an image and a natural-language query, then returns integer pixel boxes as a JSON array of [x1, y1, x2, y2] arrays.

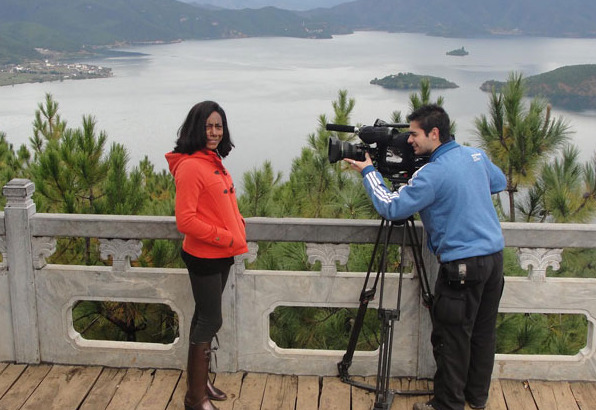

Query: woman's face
[[205, 111, 224, 150]]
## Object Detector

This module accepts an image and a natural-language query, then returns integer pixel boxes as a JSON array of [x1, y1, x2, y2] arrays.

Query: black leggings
[[181, 250, 233, 344]]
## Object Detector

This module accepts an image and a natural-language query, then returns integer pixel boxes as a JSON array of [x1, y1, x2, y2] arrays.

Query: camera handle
[[337, 216, 434, 409]]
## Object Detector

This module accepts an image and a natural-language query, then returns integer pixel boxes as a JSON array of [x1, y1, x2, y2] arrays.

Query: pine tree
[[0, 132, 31, 207], [518, 145, 596, 223], [237, 160, 282, 217], [474, 72, 571, 221]]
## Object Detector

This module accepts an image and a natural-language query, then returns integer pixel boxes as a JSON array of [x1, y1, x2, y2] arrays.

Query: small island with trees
[[480, 64, 596, 111], [446, 46, 469, 56], [370, 72, 458, 90]]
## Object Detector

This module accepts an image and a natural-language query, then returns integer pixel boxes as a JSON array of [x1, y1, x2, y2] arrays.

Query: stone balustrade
[[1, 179, 596, 381]]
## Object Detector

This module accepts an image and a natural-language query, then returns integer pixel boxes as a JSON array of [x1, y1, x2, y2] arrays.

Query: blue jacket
[[361, 141, 507, 262]]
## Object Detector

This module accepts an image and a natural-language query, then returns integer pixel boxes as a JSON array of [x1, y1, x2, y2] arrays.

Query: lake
[[1, 31, 595, 187]]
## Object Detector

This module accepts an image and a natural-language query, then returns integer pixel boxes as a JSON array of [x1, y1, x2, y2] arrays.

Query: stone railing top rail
[[0, 212, 589, 248]]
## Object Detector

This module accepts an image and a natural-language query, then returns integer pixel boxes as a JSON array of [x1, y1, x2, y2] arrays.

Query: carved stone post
[[2, 178, 40, 363]]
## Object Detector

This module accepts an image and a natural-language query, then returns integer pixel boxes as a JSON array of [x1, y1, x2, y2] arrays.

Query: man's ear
[[430, 127, 440, 141]]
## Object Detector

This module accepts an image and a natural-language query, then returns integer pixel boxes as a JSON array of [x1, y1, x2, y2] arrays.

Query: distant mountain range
[[182, 0, 347, 11], [303, 0, 596, 38], [2, 0, 596, 64], [0, 0, 337, 64]]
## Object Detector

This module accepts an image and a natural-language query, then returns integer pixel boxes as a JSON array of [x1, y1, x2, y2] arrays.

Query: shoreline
[[0, 47, 151, 87], [0, 60, 113, 87]]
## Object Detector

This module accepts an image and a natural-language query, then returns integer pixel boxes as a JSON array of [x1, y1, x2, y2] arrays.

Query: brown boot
[[207, 377, 227, 401], [184, 342, 218, 410], [205, 339, 227, 401]]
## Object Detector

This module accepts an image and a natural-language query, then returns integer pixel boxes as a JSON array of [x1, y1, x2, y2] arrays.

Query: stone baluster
[[99, 238, 143, 271], [306, 243, 350, 275], [518, 247, 563, 281]]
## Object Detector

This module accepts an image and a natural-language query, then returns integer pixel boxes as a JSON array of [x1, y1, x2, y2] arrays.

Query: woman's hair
[[407, 104, 452, 143], [173, 100, 235, 157]]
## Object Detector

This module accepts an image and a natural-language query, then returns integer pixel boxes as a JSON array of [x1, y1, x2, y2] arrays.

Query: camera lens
[[328, 137, 343, 163], [328, 137, 366, 163]]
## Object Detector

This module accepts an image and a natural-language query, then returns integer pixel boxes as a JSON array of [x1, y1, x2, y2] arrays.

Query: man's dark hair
[[407, 104, 452, 143], [173, 100, 235, 157]]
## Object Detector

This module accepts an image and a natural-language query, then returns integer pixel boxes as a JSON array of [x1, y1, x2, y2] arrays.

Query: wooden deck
[[1, 363, 596, 410]]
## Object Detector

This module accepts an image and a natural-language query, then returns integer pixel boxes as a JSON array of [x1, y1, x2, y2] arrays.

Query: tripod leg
[[338, 290, 374, 381], [374, 309, 398, 409], [337, 219, 389, 384], [375, 218, 433, 405], [406, 217, 434, 308], [339, 217, 434, 401], [374, 220, 406, 409]]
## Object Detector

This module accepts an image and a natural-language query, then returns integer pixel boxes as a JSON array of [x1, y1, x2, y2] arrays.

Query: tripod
[[337, 216, 434, 409]]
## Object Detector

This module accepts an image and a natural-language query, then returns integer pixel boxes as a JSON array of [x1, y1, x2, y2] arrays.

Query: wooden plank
[[319, 376, 351, 410], [528, 380, 579, 410], [261, 374, 298, 410], [21, 365, 102, 410], [391, 377, 507, 410], [105, 368, 154, 410], [137, 369, 181, 410], [569, 381, 596, 410], [381, 378, 432, 410], [403, 378, 433, 410], [389, 378, 411, 410], [500, 379, 538, 410], [80, 367, 127, 410], [233, 372, 267, 410], [4, 364, 596, 410], [212, 372, 244, 410], [0, 363, 27, 398], [352, 376, 375, 410], [0, 364, 51, 410], [483, 379, 507, 410], [296, 375, 319, 410], [165, 371, 186, 410], [166, 371, 244, 410]]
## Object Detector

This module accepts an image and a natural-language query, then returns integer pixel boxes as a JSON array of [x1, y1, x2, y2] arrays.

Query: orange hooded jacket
[[165, 149, 248, 259]]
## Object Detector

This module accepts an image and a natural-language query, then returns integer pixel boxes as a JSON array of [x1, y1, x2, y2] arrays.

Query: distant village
[[0, 60, 112, 86]]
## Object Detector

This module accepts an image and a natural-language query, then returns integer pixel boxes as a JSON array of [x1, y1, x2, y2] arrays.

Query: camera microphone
[[326, 123, 358, 133]]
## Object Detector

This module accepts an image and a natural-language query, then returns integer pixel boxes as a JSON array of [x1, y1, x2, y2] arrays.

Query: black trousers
[[429, 251, 504, 410], [181, 250, 233, 344]]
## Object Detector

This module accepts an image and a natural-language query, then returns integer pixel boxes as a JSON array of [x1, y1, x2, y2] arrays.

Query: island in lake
[[370, 72, 458, 90], [446, 47, 469, 56], [480, 64, 596, 111]]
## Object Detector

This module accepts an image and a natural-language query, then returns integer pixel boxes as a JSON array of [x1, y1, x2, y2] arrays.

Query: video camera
[[326, 119, 427, 183]]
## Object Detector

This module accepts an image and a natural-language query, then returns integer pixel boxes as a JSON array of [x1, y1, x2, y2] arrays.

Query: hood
[[165, 149, 221, 177]]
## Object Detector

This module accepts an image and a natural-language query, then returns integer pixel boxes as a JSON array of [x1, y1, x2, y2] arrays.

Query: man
[[345, 104, 507, 410]]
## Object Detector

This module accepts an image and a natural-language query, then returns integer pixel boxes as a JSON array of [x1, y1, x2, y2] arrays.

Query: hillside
[[303, 0, 596, 38], [2, 0, 596, 64], [184, 0, 347, 10], [0, 0, 337, 64], [480, 65, 596, 111]]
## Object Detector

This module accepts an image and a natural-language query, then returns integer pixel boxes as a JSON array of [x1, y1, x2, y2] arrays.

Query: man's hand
[[343, 152, 373, 172]]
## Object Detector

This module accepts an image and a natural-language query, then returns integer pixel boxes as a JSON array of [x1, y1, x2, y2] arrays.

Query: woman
[[166, 101, 248, 410]]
